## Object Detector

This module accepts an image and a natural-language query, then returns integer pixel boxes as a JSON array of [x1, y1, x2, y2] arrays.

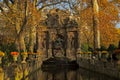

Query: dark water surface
[[29, 68, 117, 80]]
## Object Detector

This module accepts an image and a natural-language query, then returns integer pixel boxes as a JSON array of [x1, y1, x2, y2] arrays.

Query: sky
[[116, 23, 120, 28]]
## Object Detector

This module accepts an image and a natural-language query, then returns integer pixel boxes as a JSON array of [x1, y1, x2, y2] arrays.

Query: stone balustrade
[[77, 56, 120, 79], [2, 54, 43, 80]]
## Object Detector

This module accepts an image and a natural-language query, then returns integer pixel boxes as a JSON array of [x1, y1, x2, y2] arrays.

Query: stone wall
[[77, 57, 120, 79]]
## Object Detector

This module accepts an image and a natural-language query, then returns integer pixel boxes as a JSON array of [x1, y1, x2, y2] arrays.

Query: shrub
[[107, 44, 117, 52], [81, 44, 89, 52], [100, 45, 107, 51]]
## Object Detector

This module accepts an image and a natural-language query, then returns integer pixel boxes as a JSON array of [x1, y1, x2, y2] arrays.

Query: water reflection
[[29, 68, 116, 80]]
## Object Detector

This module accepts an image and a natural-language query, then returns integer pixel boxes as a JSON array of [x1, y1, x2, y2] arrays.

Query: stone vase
[[22, 55, 27, 63], [13, 55, 18, 62]]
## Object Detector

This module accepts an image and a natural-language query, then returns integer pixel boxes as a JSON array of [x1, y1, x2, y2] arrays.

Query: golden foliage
[[80, 0, 119, 47]]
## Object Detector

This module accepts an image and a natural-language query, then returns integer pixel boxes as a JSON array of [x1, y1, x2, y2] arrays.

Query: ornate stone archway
[[36, 8, 80, 60], [37, 26, 79, 60]]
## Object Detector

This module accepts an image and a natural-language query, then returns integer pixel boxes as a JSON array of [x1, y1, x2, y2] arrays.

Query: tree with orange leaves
[[73, 0, 119, 48], [0, 0, 68, 53]]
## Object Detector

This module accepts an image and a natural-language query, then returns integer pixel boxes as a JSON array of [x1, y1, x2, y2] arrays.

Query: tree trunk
[[15, 22, 26, 52], [92, 0, 100, 50], [29, 26, 36, 53], [28, 2, 37, 53], [18, 32, 26, 52]]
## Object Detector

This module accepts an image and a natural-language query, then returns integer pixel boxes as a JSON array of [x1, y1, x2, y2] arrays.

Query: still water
[[28, 68, 117, 80]]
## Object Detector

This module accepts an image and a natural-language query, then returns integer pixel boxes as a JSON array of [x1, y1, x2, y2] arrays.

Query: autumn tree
[[0, 0, 68, 53], [70, 0, 120, 48], [0, 0, 120, 53], [98, 0, 119, 47]]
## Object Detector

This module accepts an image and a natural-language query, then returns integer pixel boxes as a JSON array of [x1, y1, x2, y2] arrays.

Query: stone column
[[42, 32, 47, 57], [67, 32, 72, 59], [45, 31, 49, 58], [77, 28, 81, 53], [48, 30, 56, 57], [48, 32, 52, 57], [76, 28, 82, 60], [37, 32, 44, 54], [71, 32, 76, 60]]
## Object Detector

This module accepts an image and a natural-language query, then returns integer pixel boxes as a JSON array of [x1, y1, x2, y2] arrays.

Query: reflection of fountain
[[40, 68, 78, 80], [41, 57, 79, 72], [28, 66, 117, 80]]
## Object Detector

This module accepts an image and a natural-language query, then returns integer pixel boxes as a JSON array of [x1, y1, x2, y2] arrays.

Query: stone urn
[[0, 51, 5, 64], [21, 52, 28, 63], [13, 55, 18, 62], [11, 52, 19, 62]]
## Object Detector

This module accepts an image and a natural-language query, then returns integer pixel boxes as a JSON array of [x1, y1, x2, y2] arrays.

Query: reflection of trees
[[27, 68, 115, 80], [42, 70, 79, 80], [64, 70, 67, 80]]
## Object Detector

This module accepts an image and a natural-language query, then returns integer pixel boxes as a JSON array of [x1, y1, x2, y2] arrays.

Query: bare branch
[[3, 0, 12, 11], [0, 6, 4, 11], [36, 0, 45, 7], [9, 0, 14, 4], [38, 1, 68, 11], [14, 0, 28, 43]]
